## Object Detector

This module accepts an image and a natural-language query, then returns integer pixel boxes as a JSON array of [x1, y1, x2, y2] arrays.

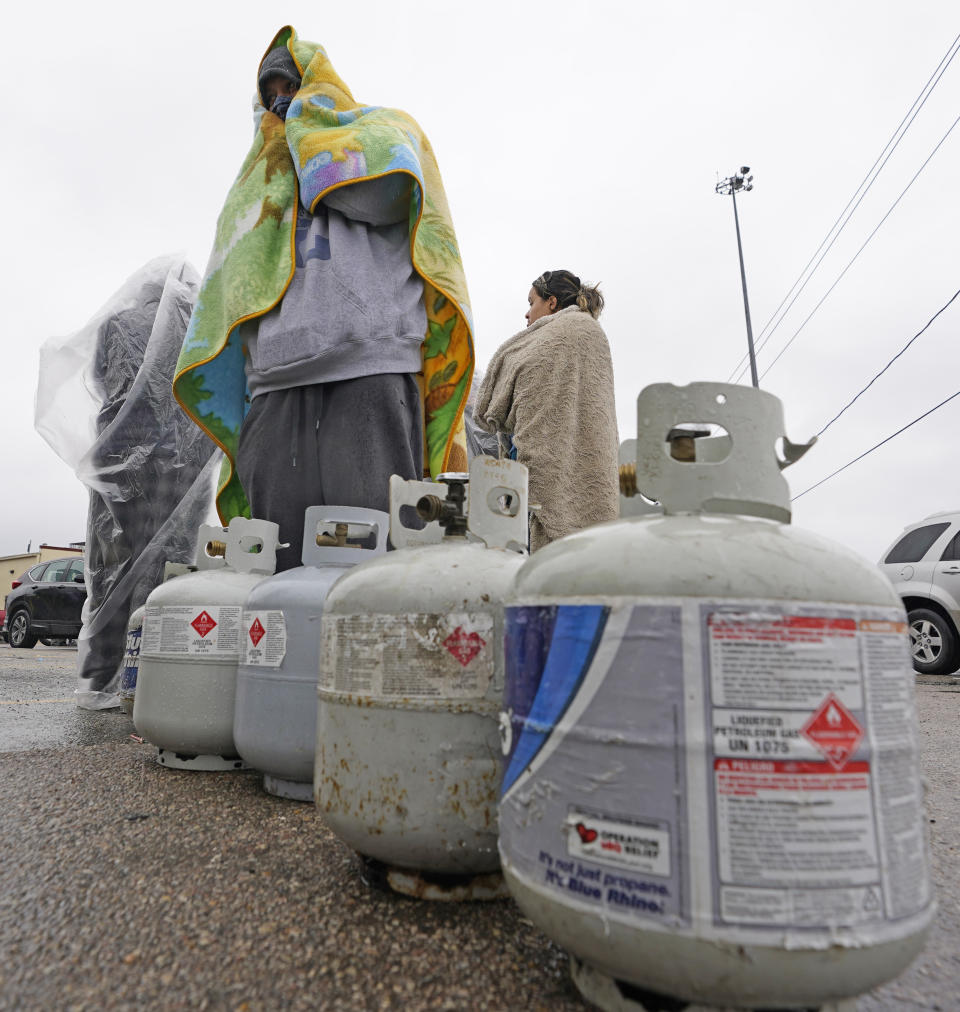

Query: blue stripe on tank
[[501, 604, 609, 794]]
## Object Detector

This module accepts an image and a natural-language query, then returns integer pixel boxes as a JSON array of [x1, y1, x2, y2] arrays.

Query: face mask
[[271, 94, 293, 121]]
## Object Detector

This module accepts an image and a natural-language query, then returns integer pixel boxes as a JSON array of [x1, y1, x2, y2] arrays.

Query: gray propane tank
[[315, 456, 529, 899], [118, 563, 196, 715], [233, 506, 389, 801], [499, 382, 934, 1012], [133, 518, 279, 770]]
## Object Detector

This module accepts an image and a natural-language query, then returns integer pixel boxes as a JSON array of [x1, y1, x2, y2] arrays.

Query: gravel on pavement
[[0, 647, 957, 1011]]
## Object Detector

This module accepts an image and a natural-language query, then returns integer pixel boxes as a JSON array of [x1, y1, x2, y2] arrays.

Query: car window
[[885, 523, 952, 564], [26, 563, 48, 581], [941, 532, 960, 562], [42, 561, 72, 583], [68, 559, 85, 581]]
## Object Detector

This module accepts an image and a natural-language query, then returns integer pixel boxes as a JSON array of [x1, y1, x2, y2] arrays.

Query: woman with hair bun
[[476, 269, 619, 551]]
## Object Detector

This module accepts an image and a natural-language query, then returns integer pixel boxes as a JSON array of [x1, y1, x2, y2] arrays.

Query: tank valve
[[317, 523, 349, 547], [205, 540, 228, 558], [667, 427, 707, 463], [416, 476, 469, 537], [621, 428, 713, 497], [416, 495, 444, 523]]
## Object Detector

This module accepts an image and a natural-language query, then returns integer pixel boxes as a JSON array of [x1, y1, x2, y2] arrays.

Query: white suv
[[878, 511, 960, 675]]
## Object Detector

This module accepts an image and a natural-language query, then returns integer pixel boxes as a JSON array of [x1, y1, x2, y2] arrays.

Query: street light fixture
[[716, 167, 758, 387]]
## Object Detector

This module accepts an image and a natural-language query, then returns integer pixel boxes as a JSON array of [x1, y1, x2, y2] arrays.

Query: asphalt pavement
[[0, 644, 957, 1011]]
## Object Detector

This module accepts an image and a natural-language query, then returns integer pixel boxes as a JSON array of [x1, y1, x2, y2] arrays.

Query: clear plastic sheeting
[[464, 367, 499, 460], [35, 255, 218, 709]]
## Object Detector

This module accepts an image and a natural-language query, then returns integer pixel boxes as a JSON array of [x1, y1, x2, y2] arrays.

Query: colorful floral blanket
[[173, 26, 473, 522]]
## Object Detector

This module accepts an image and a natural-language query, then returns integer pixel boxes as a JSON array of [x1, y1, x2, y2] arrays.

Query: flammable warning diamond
[[191, 610, 217, 638], [802, 692, 863, 770]]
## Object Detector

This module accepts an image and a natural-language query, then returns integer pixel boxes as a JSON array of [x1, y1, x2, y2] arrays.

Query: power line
[[728, 30, 960, 384], [731, 30, 960, 382], [792, 389, 960, 502], [815, 286, 960, 438], [759, 109, 960, 380]]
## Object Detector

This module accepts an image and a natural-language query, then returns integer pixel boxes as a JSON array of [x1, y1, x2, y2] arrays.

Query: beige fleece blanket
[[476, 306, 620, 550]]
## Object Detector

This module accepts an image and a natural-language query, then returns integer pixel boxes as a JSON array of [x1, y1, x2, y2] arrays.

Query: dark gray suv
[[3, 557, 86, 649]]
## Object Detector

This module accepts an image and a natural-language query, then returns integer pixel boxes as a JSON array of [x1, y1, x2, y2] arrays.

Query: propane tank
[[133, 518, 279, 770], [118, 564, 196, 715], [118, 606, 144, 716], [499, 382, 933, 1011], [233, 506, 389, 801], [316, 456, 528, 899]]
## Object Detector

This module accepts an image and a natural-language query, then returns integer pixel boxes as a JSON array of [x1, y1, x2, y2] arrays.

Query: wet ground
[[0, 643, 133, 752], [0, 644, 957, 1011]]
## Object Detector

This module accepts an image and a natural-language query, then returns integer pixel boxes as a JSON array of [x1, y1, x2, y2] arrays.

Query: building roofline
[[0, 545, 84, 562]]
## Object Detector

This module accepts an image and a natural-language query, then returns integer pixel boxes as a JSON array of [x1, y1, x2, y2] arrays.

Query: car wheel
[[8, 610, 38, 649], [907, 608, 957, 675]]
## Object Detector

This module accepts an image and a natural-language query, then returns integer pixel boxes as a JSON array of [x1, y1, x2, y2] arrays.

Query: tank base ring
[[360, 857, 508, 902], [156, 749, 247, 772], [570, 957, 859, 1012], [263, 774, 313, 802]]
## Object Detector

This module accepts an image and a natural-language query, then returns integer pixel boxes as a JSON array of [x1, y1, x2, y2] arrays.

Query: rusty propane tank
[[316, 456, 529, 899]]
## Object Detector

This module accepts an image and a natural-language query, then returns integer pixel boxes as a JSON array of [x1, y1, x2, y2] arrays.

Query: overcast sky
[[3, 1, 958, 567]]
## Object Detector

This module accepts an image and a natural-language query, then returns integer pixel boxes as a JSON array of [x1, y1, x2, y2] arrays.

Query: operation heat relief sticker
[[499, 600, 932, 940], [318, 612, 494, 699], [141, 605, 242, 659], [242, 610, 287, 668]]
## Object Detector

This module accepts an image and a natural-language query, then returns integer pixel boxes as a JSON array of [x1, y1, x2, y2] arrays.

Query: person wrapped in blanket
[[476, 270, 619, 552], [233, 48, 425, 570]]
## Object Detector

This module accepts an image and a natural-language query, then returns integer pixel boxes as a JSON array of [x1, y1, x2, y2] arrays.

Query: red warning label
[[190, 611, 217, 638], [443, 626, 485, 667], [248, 617, 265, 647], [801, 693, 863, 769]]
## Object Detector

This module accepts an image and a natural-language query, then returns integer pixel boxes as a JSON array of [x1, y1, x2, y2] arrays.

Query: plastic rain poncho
[[35, 255, 218, 709], [464, 367, 499, 460]]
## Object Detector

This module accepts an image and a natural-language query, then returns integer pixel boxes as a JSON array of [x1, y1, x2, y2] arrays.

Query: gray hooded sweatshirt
[[242, 174, 426, 397]]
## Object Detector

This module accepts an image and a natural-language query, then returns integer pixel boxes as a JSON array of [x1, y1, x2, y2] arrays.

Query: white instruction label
[[709, 613, 862, 709], [242, 610, 287, 668], [142, 604, 242, 660], [861, 619, 932, 918], [705, 607, 928, 928], [714, 758, 877, 888], [319, 612, 494, 699], [720, 881, 885, 927]]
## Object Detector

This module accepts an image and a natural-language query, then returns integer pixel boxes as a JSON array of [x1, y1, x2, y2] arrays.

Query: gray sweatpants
[[236, 374, 422, 571]]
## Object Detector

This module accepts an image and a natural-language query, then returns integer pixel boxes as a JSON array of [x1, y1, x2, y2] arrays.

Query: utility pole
[[716, 167, 758, 387]]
